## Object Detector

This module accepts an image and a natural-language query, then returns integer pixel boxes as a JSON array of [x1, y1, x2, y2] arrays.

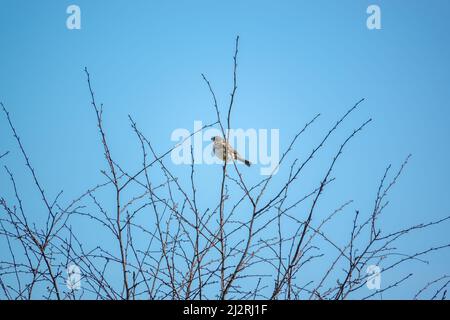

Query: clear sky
[[1, 0, 449, 299]]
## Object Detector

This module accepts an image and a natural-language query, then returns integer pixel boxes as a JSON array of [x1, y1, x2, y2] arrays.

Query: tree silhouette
[[1, 37, 449, 300]]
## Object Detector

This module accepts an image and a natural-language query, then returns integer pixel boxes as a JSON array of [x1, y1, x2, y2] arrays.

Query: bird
[[211, 136, 251, 167]]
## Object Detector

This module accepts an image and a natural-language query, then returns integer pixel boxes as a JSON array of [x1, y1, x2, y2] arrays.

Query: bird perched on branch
[[211, 136, 251, 167]]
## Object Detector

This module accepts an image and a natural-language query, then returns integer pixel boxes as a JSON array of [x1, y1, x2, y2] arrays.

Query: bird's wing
[[222, 141, 235, 153]]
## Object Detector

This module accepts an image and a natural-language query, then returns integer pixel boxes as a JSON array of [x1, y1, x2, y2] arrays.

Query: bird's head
[[211, 136, 222, 142]]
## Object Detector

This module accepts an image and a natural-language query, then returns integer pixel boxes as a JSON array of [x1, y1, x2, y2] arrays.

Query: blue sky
[[1, 0, 449, 299]]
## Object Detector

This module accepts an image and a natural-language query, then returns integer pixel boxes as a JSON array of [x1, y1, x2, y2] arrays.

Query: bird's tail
[[236, 155, 251, 167]]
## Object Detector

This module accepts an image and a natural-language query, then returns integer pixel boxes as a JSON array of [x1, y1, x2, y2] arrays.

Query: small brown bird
[[211, 136, 251, 167]]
